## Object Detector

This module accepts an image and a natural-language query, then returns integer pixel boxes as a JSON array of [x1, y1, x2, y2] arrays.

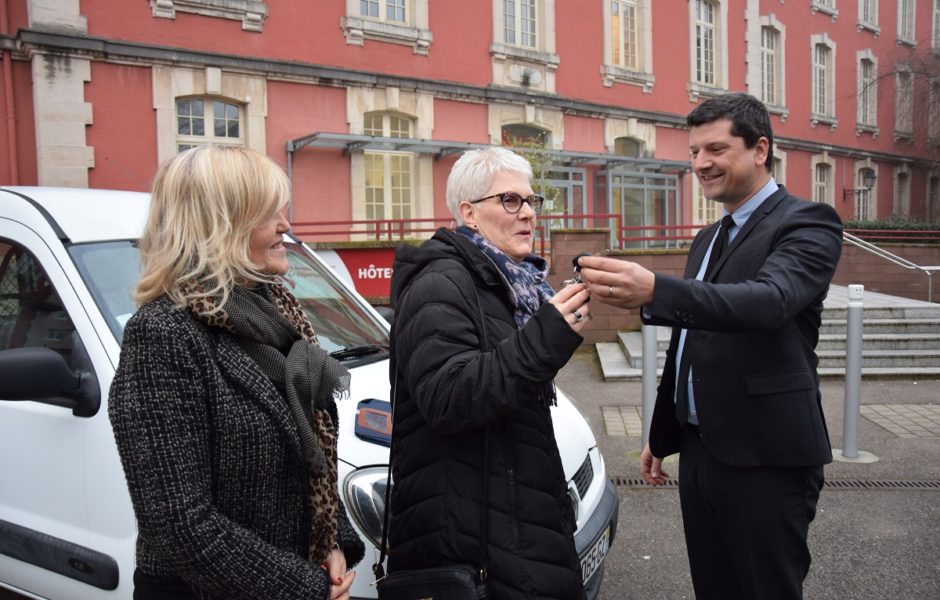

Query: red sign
[[320, 247, 397, 298]]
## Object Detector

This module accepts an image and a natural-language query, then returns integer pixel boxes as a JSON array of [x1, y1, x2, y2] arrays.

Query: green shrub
[[843, 216, 938, 231]]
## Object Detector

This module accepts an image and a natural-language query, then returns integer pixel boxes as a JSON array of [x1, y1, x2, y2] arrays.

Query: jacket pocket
[[745, 369, 814, 396]]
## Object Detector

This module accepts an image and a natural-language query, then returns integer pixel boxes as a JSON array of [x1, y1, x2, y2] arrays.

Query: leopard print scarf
[[184, 281, 345, 563]]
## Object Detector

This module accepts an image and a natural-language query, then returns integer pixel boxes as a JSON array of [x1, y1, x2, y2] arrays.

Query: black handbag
[[373, 420, 491, 600], [373, 289, 492, 600]]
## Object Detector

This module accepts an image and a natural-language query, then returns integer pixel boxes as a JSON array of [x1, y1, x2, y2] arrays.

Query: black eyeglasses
[[469, 192, 545, 215]]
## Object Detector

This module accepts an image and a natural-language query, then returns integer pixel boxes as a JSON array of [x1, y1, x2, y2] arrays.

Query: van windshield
[[68, 240, 390, 358]]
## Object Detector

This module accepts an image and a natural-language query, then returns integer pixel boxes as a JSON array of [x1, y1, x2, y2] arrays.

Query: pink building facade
[[1, 0, 938, 243]]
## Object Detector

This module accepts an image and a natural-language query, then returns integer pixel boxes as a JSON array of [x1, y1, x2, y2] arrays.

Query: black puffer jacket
[[387, 228, 587, 600]]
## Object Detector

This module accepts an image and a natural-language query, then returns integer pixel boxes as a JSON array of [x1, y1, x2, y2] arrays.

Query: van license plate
[[580, 525, 611, 584]]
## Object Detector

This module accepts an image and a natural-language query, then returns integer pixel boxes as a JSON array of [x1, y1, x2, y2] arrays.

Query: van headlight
[[342, 466, 390, 549]]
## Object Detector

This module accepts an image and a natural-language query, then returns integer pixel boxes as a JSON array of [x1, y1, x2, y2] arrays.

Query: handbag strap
[[374, 283, 492, 583]]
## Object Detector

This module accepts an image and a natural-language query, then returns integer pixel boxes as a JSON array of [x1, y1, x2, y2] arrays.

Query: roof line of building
[[13, 29, 939, 171], [15, 28, 687, 126]]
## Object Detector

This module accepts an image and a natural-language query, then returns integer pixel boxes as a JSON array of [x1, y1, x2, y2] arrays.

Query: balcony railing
[[291, 213, 718, 252], [291, 216, 940, 255]]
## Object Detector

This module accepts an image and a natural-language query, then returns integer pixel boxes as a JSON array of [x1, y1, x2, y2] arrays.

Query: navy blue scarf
[[456, 226, 555, 328]]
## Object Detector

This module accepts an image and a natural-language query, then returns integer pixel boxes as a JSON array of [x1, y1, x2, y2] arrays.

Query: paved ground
[[555, 349, 940, 600]]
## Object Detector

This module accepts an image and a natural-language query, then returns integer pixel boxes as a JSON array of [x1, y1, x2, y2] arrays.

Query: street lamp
[[843, 167, 877, 202]]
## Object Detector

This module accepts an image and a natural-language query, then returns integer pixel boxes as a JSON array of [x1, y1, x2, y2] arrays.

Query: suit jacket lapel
[[706, 186, 788, 281], [213, 332, 305, 461], [686, 222, 718, 279]]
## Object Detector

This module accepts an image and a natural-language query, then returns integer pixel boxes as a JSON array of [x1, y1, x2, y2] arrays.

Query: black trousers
[[678, 426, 824, 600]]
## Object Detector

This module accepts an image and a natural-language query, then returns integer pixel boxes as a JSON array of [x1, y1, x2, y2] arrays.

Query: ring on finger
[[573, 309, 584, 323], [608, 285, 614, 297]]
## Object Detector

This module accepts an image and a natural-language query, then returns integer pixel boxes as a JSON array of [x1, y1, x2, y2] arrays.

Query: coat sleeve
[[393, 269, 582, 435], [643, 199, 843, 332], [108, 308, 334, 600]]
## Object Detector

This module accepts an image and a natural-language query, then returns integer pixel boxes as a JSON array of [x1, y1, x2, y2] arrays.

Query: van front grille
[[572, 454, 594, 498]]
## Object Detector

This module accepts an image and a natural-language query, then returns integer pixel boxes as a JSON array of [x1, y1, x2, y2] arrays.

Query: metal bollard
[[841, 284, 864, 459], [641, 324, 657, 447]]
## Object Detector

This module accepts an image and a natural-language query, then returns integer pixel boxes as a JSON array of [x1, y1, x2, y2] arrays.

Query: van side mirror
[[0, 347, 100, 417]]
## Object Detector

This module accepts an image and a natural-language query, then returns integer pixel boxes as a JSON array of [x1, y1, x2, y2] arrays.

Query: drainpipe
[[1, 0, 18, 184]]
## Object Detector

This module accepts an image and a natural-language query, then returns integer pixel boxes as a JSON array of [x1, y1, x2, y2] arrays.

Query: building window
[[813, 161, 833, 206], [811, 0, 838, 18], [692, 181, 721, 226], [858, 0, 878, 30], [760, 26, 780, 106], [363, 112, 414, 221], [895, 69, 914, 140], [811, 37, 836, 123], [687, 0, 727, 99], [611, 0, 638, 70], [360, 0, 406, 23], [614, 136, 643, 157], [602, 0, 653, 90], [504, 0, 538, 48], [695, 0, 716, 86], [898, 0, 916, 44], [341, 0, 432, 54], [490, 0, 559, 92], [854, 166, 876, 220], [772, 156, 785, 185], [175, 98, 243, 152], [857, 54, 878, 131], [895, 167, 911, 217], [502, 123, 550, 147]]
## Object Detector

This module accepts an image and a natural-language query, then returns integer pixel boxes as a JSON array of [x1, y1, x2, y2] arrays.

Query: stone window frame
[[897, 0, 917, 47], [346, 87, 435, 229], [490, 0, 560, 93], [153, 66, 266, 164], [853, 159, 879, 220], [857, 0, 880, 35], [810, 152, 834, 207], [151, 0, 267, 32], [856, 49, 879, 136], [687, 0, 729, 102], [601, 0, 655, 92], [340, 0, 432, 55], [810, 33, 837, 129]]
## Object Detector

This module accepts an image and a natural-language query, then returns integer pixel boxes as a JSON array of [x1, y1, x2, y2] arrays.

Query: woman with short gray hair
[[387, 146, 591, 600]]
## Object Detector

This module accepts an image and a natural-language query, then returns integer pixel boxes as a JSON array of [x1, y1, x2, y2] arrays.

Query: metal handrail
[[842, 231, 940, 303]]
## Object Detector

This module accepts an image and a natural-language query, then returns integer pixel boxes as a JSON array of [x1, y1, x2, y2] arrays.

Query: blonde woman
[[109, 146, 363, 600]]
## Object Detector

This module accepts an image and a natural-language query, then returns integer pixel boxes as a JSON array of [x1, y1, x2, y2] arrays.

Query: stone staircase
[[596, 285, 940, 380]]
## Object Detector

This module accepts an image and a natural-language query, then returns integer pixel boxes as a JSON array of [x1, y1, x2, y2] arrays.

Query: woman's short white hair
[[446, 147, 533, 225]]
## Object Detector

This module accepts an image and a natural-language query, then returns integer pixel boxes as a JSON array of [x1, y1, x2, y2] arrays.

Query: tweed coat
[[387, 228, 587, 600], [109, 297, 364, 600]]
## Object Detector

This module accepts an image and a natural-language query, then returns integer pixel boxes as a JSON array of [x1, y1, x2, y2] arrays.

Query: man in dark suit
[[577, 92, 843, 599]]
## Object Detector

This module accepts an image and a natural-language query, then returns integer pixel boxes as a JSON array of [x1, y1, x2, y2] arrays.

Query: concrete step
[[817, 349, 940, 369], [820, 319, 940, 335], [817, 333, 940, 352], [598, 285, 940, 381]]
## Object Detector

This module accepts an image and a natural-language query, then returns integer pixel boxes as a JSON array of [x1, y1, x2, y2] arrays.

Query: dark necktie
[[675, 214, 734, 425], [704, 214, 734, 280]]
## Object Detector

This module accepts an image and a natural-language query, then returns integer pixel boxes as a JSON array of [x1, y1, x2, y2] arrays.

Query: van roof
[[1, 186, 150, 244]]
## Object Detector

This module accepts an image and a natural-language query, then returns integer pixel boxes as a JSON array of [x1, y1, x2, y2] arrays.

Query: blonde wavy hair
[[135, 146, 291, 313]]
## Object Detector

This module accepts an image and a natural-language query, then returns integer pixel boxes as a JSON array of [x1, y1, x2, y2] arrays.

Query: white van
[[0, 186, 618, 599]]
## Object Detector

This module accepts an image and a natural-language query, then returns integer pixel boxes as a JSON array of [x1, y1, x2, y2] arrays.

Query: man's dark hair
[[686, 92, 774, 172]]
